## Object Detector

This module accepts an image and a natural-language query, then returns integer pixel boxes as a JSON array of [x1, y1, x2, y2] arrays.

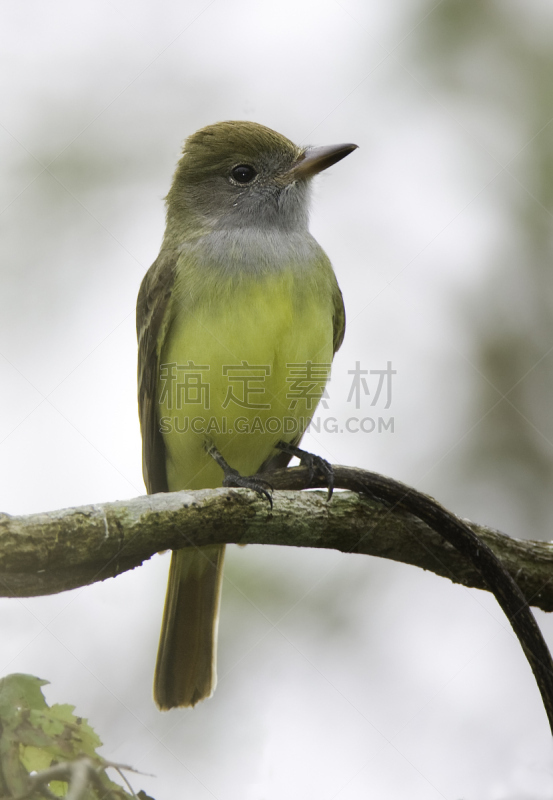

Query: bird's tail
[[154, 544, 225, 709]]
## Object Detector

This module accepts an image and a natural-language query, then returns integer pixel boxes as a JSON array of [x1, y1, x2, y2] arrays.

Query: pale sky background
[[2, 0, 553, 798]]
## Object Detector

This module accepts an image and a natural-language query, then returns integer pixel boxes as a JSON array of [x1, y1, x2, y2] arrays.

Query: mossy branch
[[3, 463, 553, 733], [0, 465, 551, 607]]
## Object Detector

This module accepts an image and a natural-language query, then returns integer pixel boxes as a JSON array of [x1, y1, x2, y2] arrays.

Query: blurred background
[[2, 0, 553, 797]]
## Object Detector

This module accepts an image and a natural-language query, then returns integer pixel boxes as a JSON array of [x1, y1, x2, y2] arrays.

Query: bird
[[137, 120, 357, 709]]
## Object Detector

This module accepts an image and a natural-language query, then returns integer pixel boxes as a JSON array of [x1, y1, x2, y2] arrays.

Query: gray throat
[[177, 227, 325, 277]]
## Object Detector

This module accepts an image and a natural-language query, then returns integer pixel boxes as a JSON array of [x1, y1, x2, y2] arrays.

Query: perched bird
[[137, 121, 357, 709]]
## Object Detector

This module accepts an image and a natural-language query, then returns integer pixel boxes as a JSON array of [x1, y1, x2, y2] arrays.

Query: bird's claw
[[222, 471, 273, 508], [276, 442, 334, 500], [206, 443, 273, 507]]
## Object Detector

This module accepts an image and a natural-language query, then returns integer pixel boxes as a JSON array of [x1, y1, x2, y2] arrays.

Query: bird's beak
[[284, 142, 358, 182]]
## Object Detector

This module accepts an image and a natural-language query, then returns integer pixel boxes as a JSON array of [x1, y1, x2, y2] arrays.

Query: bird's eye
[[230, 164, 257, 184]]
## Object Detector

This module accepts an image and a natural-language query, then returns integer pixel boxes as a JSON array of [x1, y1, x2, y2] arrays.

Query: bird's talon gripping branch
[[207, 443, 274, 508], [276, 441, 334, 500]]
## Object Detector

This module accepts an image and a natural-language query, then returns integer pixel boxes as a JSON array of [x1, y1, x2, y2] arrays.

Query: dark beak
[[285, 142, 358, 182]]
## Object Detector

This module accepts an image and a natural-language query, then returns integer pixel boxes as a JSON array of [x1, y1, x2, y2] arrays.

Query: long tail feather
[[154, 544, 225, 709]]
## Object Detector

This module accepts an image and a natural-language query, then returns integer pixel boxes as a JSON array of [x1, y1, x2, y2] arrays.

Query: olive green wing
[[136, 253, 177, 494], [331, 281, 346, 355]]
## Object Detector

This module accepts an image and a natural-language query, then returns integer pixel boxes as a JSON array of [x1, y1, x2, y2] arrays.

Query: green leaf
[[49, 779, 69, 797], [0, 673, 48, 718], [19, 743, 53, 773]]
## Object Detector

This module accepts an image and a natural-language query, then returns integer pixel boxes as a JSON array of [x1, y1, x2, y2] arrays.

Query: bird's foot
[[276, 441, 334, 500], [206, 444, 273, 508]]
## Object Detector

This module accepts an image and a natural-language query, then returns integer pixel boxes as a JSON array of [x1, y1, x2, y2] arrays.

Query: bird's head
[[166, 120, 357, 235]]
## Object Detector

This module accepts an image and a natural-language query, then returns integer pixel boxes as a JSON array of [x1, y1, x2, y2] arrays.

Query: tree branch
[[3, 463, 553, 733], [0, 466, 552, 608]]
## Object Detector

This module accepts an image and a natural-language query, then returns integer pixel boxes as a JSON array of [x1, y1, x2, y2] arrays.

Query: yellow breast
[[159, 269, 334, 490]]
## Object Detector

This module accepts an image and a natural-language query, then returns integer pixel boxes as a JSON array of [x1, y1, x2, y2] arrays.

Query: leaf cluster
[[0, 675, 150, 800]]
